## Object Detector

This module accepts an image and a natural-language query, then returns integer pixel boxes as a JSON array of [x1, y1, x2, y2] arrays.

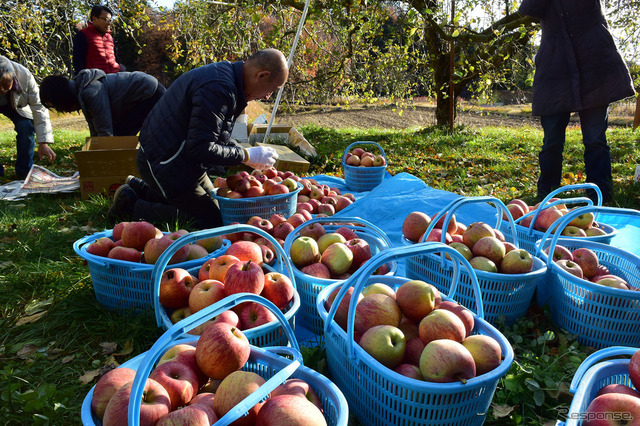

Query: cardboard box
[[240, 142, 310, 175], [75, 136, 140, 200], [248, 124, 316, 157]]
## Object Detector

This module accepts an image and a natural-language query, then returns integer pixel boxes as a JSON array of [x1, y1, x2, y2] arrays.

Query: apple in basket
[[300, 222, 326, 240], [561, 226, 587, 238], [157, 403, 217, 425], [572, 248, 599, 278], [556, 259, 584, 279], [462, 335, 502, 375], [195, 322, 250, 380], [403, 336, 426, 366], [108, 246, 142, 263], [239, 302, 277, 330], [359, 325, 406, 369], [462, 222, 496, 249], [321, 242, 354, 276], [362, 282, 396, 299], [213, 371, 266, 425], [346, 238, 371, 271], [157, 344, 208, 388], [533, 207, 564, 232], [503, 203, 526, 221], [448, 242, 473, 261], [195, 235, 223, 253], [301, 262, 332, 279], [419, 309, 466, 345], [354, 294, 402, 334], [271, 378, 323, 412], [262, 272, 294, 310], [584, 393, 640, 425], [469, 256, 498, 273], [112, 221, 129, 241], [326, 286, 365, 331], [472, 236, 506, 266], [545, 245, 574, 262], [121, 220, 157, 251], [596, 384, 640, 399], [290, 236, 321, 268], [144, 234, 190, 265], [394, 364, 423, 380], [189, 279, 226, 313], [395, 280, 440, 323], [630, 349, 640, 390], [159, 268, 198, 309], [419, 339, 476, 383], [87, 237, 116, 257], [256, 394, 328, 426], [224, 260, 265, 295], [586, 226, 607, 237], [568, 210, 595, 230], [507, 198, 529, 213], [499, 249, 534, 274], [433, 301, 475, 338], [226, 241, 263, 266], [201, 254, 241, 282], [150, 360, 200, 411], [91, 367, 137, 421], [402, 212, 432, 243], [102, 378, 171, 426]]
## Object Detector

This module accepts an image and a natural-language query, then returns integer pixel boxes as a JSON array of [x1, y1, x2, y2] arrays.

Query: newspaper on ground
[[0, 165, 79, 201]]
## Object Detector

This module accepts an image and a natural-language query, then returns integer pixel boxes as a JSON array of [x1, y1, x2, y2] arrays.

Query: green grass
[[1, 121, 640, 424]]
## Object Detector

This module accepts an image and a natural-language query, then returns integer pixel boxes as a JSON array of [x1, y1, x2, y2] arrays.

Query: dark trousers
[[112, 84, 166, 136], [538, 106, 611, 202], [132, 151, 224, 230], [1, 109, 35, 177]]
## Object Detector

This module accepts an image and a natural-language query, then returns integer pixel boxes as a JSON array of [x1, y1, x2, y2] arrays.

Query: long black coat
[[519, 0, 635, 117], [138, 61, 247, 199]]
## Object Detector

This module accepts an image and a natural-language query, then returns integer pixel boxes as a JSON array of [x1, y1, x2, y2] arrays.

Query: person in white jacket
[[0, 56, 56, 179]]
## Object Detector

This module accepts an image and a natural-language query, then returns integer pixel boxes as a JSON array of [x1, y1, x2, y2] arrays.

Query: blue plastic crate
[[73, 230, 230, 311], [341, 141, 387, 191], [535, 206, 640, 349], [81, 294, 348, 426], [283, 216, 397, 335], [150, 224, 301, 348]]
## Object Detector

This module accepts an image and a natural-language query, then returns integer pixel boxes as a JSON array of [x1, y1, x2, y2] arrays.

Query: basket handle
[[341, 141, 386, 164], [516, 196, 594, 236], [323, 242, 484, 360], [542, 183, 603, 209], [150, 224, 297, 329], [534, 205, 640, 264], [284, 215, 393, 257], [569, 346, 638, 394], [128, 293, 301, 425]]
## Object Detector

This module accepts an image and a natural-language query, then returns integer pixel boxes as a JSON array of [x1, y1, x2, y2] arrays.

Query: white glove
[[243, 146, 278, 170]]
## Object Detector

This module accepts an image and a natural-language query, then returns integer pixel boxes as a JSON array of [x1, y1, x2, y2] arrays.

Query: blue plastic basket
[[341, 141, 387, 191], [316, 242, 514, 426], [150, 224, 301, 348], [283, 216, 397, 335], [80, 293, 349, 426], [211, 182, 302, 225], [535, 206, 640, 349], [560, 346, 639, 426], [404, 196, 547, 325], [500, 184, 617, 254], [73, 230, 230, 311]]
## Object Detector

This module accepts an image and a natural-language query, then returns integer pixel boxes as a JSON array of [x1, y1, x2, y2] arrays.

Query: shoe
[[125, 175, 147, 197], [107, 184, 138, 222]]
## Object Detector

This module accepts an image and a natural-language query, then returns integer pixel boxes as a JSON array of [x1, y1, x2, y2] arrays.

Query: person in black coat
[[107, 48, 287, 229], [39, 69, 165, 136], [519, 0, 635, 202]]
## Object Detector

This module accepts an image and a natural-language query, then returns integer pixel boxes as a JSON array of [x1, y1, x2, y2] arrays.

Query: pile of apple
[[546, 244, 638, 291], [91, 316, 328, 425], [159, 240, 296, 334], [402, 211, 535, 274], [505, 197, 607, 236], [85, 220, 223, 265], [288, 224, 389, 280], [344, 147, 386, 167], [324, 279, 503, 383], [581, 349, 640, 422]]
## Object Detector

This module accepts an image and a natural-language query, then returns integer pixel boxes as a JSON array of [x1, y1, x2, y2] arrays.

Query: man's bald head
[[243, 48, 289, 102]]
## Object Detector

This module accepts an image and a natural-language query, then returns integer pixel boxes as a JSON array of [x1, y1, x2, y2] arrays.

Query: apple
[[503, 203, 526, 221], [149, 360, 199, 411], [170, 306, 191, 324], [472, 236, 506, 265], [395, 279, 440, 322], [301, 262, 332, 279], [102, 378, 171, 426], [317, 203, 335, 216], [120, 221, 158, 251], [239, 301, 277, 330], [159, 268, 197, 309], [360, 155, 374, 167], [500, 249, 534, 274], [309, 186, 324, 201], [436, 301, 475, 337], [358, 325, 406, 369], [91, 367, 137, 421], [556, 259, 584, 279], [317, 233, 347, 253], [108, 246, 142, 263], [268, 213, 287, 228], [188, 279, 226, 313], [290, 236, 321, 268], [188, 392, 215, 407], [247, 216, 274, 234], [186, 244, 209, 261], [286, 213, 307, 230], [424, 228, 453, 244], [508, 198, 529, 213], [325, 286, 364, 330], [263, 167, 278, 179], [461, 334, 502, 375], [591, 264, 611, 282], [403, 336, 426, 366], [630, 348, 640, 391], [434, 213, 458, 235], [419, 339, 476, 383], [354, 294, 402, 334], [262, 272, 295, 309], [583, 393, 640, 425], [351, 147, 365, 157], [335, 196, 353, 212], [213, 370, 266, 425], [256, 394, 327, 426], [195, 322, 250, 380], [321, 242, 354, 276], [596, 384, 640, 399], [469, 256, 498, 273], [394, 364, 423, 380], [595, 276, 630, 290], [270, 378, 323, 412], [269, 183, 290, 195], [561, 225, 588, 237], [572, 248, 599, 278], [224, 260, 265, 295], [568, 211, 595, 230], [87, 237, 116, 257], [346, 154, 361, 166], [586, 226, 608, 237], [157, 403, 217, 425], [418, 309, 466, 344], [533, 207, 564, 232], [334, 226, 358, 241], [157, 344, 208, 387], [462, 222, 496, 249], [206, 254, 241, 282], [362, 282, 396, 299], [447, 242, 473, 261], [545, 244, 573, 262], [112, 221, 129, 241], [299, 223, 326, 241], [503, 241, 517, 254], [226, 240, 263, 266], [144, 235, 190, 265], [373, 155, 386, 167], [273, 221, 296, 240], [346, 238, 372, 271]]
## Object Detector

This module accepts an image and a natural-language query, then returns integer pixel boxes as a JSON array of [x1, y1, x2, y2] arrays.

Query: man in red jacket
[[72, 5, 124, 76]]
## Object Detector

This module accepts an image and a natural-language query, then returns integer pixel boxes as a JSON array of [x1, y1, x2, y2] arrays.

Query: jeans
[[1, 109, 36, 178], [538, 106, 611, 202]]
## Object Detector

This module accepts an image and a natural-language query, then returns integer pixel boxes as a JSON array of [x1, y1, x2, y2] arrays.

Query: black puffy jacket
[[138, 61, 247, 199], [519, 0, 635, 116]]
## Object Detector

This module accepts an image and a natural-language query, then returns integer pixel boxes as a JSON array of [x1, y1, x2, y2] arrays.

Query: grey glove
[[243, 146, 278, 170]]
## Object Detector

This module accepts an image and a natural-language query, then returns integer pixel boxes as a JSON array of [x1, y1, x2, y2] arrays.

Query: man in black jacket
[[39, 70, 165, 137], [519, 0, 635, 202], [108, 48, 287, 229]]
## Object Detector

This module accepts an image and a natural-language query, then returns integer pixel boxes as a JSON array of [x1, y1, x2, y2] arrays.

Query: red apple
[[321, 242, 354, 276], [224, 260, 265, 295], [346, 238, 372, 271], [157, 344, 208, 387], [556, 259, 584, 279], [286, 212, 307, 229], [434, 213, 458, 235], [196, 235, 224, 253], [107, 246, 142, 263], [436, 301, 475, 337], [419, 339, 476, 383], [300, 223, 326, 241], [499, 249, 534, 274], [102, 378, 171, 426], [87, 237, 116, 257], [462, 222, 496, 249], [301, 262, 332, 279], [572, 247, 599, 278], [472, 236, 506, 265], [206, 254, 241, 282], [121, 221, 157, 251], [262, 272, 295, 309], [157, 403, 217, 425], [403, 336, 426, 366], [195, 322, 250, 380], [226, 240, 263, 266], [259, 244, 275, 266], [239, 302, 277, 330], [396, 279, 440, 322], [149, 360, 199, 411], [630, 348, 640, 390], [213, 371, 266, 425], [462, 334, 502, 375], [533, 207, 564, 232], [159, 268, 197, 309], [112, 221, 129, 241], [354, 294, 402, 334], [188, 279, 226, 313], [269, 183, 290, 195], [91, 367, 137, 421], [545, 244, 574, 262], [418, 309, 466, 344], [270, 378, 323, 412], [268, 213, 287, 228], [583, 393, 640, 425], [596, 384, 640, 399], [325, 287, 364, 331], [186, 243, 209, 261], [394, 364, 423, 380], [273, 221, 296, 240]]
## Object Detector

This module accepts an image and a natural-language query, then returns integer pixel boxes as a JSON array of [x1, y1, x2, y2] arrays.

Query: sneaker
[[107, 184, 138, 222], [125, 175, 148, 197]]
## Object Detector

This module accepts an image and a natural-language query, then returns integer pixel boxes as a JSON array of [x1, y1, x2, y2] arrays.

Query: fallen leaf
[[61, 355, 75, 364], [15, 311, 47, 326], [17, 344, 39, 359], [114, 341, 134, 357], [25, 298, 53, 315], [79, 369, 100, 385], [491, 403, 514, 418], [100, 342, 117, 354]]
